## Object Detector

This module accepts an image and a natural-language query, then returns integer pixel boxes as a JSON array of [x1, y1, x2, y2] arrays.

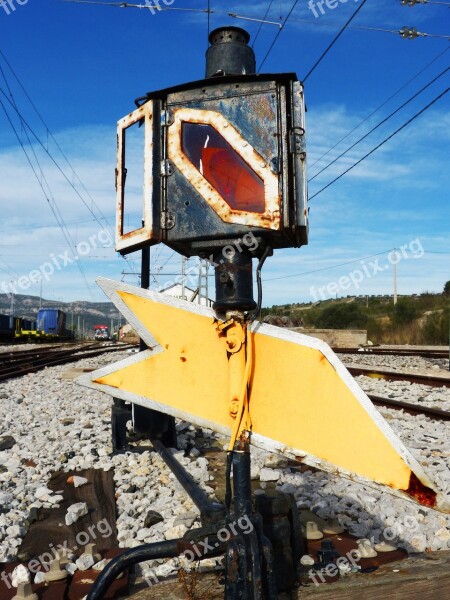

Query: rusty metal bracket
[[289, 126, 306, 158], [160, 159, 175, 177], [160, 109, 174, 127], [160, 211, 176, 230]]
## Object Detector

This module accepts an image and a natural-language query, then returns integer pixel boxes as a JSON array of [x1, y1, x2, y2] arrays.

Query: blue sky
[[0, 0, 449, 306]]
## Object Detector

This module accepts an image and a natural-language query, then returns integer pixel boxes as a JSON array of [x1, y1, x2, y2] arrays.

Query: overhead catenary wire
[[309, 87, 450, 201], [400, 0, 450, 7], [310, 46, 449, 170], [251, 0, 276, 48], [291, 16, 450, 40], [0, 50, 137, 277], [0, 59, 134, 278], [59, 0, 282, 28], [0, 97, 94, 298], [303, 0, 368, 82], [0, 62, 94, 296], [264, 250, 390, 282], [0, 49, 109, 230], [258, 0, 299, 72], [309, 65, 450, 182], [0, 55, 136, 302], [264, 248, 450, 282]]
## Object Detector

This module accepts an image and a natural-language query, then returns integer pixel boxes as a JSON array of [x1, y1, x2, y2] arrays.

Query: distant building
[[161, 283, 213, 307]]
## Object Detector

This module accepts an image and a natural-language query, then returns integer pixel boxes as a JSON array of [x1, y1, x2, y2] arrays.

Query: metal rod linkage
[[151, 438, 226, 524]]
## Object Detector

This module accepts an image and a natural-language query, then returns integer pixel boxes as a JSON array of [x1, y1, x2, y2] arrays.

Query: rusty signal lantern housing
[[115, 72, 308, 258]]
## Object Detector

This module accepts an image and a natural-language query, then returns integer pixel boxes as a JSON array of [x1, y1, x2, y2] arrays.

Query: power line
[[303, 0, 368, 83], [252, 0, 276, 48], [400, 1, 450, 7], [309, 87, 449, 201], [0, 50, 111, 230], [59, 1, 282, 28], [309, 46, 449, 170], [264, 248, 450, 283], [291, 17, 450, 40], [309, 65, 449, 182], [0, 50, 138, 277], [356, 25, 450, 40], [0, 97, 94, 298], [264, 250, 390, 282], [258, 0, 299, 72]]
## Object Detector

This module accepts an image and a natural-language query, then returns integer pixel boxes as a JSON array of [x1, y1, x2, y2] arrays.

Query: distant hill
[[0, 293, 119, 334], [261, 293, 450, 345]]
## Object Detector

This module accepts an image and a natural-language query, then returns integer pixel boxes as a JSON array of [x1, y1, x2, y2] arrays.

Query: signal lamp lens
[[182, 123, 265, 213]]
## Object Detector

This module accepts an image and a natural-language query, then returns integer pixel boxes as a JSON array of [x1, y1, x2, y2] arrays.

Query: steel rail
[[334, 347, 449, 359], [347, 365, 450, 388], [0, 344, 136, 382], [368, 394, 450, 421]]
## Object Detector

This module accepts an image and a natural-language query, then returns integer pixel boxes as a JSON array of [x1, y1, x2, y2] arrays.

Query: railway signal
[[80, 277, 446, 512], [78, 26, 447, 600]]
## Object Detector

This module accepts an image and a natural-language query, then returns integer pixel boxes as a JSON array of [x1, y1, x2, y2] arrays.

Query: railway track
[[0, 343, 136, 382], [368, 394, 450, 421], [346, 365, 450, 388], [333, 347, 449, 359]]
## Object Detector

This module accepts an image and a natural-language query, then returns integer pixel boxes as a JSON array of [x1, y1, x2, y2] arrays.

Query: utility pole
[[39, 280, 42, 310], [181, 256, 186, 300], [9, 287, 14, 316], [393, 248, 398, 305]]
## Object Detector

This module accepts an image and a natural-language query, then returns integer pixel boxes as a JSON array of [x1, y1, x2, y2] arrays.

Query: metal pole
[[181, 256, 186, 300], [393, 248, 398, 306], [152, 438, 225, 525]]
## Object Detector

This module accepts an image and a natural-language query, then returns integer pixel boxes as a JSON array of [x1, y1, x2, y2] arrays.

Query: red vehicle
[[94, 325, 109, 340]]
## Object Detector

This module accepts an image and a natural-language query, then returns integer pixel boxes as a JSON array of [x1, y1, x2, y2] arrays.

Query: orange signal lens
[[182, 123, 265, 213]]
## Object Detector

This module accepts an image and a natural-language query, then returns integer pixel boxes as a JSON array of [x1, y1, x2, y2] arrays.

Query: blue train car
[[37, 309, 66, 336]]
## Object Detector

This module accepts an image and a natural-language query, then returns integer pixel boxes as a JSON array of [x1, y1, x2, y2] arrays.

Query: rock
[[174, 512, 197, 529], [11, 564, 30, 587], [259, 468, 280, 482], [65, 562, 78, 576], [34, 487, 53, 501], [76, 553, 95, 571], [263, 454, 288, 469], [136, 528, 152, 541], [0, 436, 16, 451], [144, 510, 164, 529], [67, 476, 88, 488], [34, 571, 46, 584], [251, 464, 261, 480], [93, 559, 109, 571], [65, 502, 89, 526], [61, 418, 75, 426]]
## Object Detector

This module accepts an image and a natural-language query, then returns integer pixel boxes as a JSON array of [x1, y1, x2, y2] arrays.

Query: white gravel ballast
[[0, 350, 449, 583]]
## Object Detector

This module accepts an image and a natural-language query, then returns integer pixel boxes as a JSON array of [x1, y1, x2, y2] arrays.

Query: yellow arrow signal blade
[[77, 278, 448, 513]]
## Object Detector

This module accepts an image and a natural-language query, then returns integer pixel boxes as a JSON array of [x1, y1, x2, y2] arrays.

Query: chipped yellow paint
[[94, 290, 414, 492]]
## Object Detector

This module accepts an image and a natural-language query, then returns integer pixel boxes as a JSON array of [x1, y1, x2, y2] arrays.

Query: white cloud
[[0, 94, 448, 305]]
